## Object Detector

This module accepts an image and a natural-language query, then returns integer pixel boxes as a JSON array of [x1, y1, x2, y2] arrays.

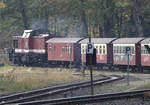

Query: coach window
[[62, 46, 65, 53], [141, 46, 143, 54], [68, 45, 70, 53], [69, 46, 72, 54], [54, 45, 56, 52], [120, 46, 122, 54], [141, 46, 144, 54], [82, 46, 84, 54], [103, 45, 105, 54], [95, 46, 98, 54], [113, 46, 116, 54], [145, 47, 147, 54], [116, 46, 118, 54], [142, 46, 144, 54], [146, 47, 148, 54], [66, 45, 68, 52], [118, 46, 121, 54], [113, 46, 115, 54], [49, 44, 52, 52], [119, 46, 121, 54], [131, 46, 135, 54], [143, 47, 146, 54], [143, 47, 145, 54], [84, 46, 86, 54], [122, 46, 124, 54], [99, 46, 102, 54], [122, 46, 125, 54]]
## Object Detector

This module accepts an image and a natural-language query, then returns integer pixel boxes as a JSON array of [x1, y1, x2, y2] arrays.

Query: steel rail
[[0, 75, 123, 105], [18, 89, 150, 105], [0, 76, 109, 101]]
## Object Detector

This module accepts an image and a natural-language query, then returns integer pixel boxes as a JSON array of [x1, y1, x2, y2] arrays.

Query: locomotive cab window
[[13, 40, 18, 48]]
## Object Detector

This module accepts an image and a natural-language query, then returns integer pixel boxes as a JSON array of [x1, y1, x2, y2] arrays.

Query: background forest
[[0, 0, 150, 49]]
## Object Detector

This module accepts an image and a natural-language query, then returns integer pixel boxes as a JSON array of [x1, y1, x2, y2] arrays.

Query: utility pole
[[126, 47, 131, 86], [89, 37, 94, 95], [86, 36, 96, 95], [89, 65, 94, 95], [127, 53, 130, 86]]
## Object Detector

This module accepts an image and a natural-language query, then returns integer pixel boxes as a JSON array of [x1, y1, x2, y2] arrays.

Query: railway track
[[18, 89, 150, 105], [0, 75, 123, 105]]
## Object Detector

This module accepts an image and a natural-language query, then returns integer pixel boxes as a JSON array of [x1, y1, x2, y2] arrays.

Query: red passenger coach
[[47, 38, 85, 66], [141, 38, 150, 67], [80, 38, 116, 67], [112, 38, 144, 68]]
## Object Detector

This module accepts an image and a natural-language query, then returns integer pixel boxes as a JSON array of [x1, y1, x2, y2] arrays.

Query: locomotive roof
[[141, 38, 150, 44], [80, 38, 116, 44], [46, 38, 84, 43], [112, 38, 144, 44]]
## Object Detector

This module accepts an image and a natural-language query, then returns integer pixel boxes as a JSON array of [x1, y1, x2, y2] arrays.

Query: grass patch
[[0, 56, 9, 64], [0, 65, 89, 93]]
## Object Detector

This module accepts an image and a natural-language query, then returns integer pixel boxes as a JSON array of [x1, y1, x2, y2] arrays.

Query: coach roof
[[80, 38, 116, 44], [141, 38, 150, 44], [112, 38, 144, 44], [46, 38, 84, 43]]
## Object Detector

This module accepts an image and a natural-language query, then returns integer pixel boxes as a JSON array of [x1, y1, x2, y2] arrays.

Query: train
[[9, 29, 150, 72]]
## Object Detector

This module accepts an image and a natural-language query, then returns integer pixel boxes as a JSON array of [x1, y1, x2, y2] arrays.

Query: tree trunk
[[81, 10, 88, 37], [99, 24, 103, 38], [80, 0, 88, 37], [43, 8, 49, 31], [104, 19, 113, 37], [19, 0, 28, 29], [133, 0, 144, 37], [103, 0, 113, 38], [134, 15, 143, 37], [116, 12, 123, 38]]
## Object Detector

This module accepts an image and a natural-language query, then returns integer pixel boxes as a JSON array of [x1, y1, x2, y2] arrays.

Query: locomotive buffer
[[86, 37, 96, 95]]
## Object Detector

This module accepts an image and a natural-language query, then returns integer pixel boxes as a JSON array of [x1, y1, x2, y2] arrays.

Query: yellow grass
[[0, 56, 9, 64], [1, 65, 150, 94], [0, 66, 89, 93]]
